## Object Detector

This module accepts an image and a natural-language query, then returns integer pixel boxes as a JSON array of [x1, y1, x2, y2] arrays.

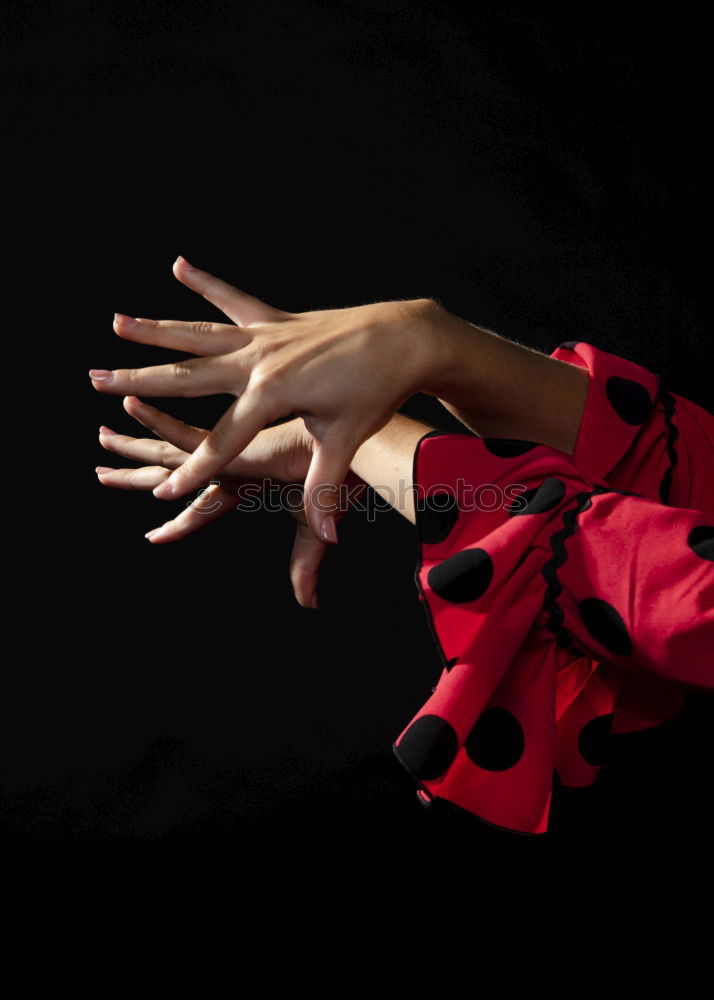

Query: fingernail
[[114, 313, 136, 327], [95, 466, 113, 475], [89, 369, 113, 382], [99, 425, 115, 435], [153, 481, 174, 499], [321, 517, 338, 544], [145, 527, 163, 541], [175, 255, 194, 270]]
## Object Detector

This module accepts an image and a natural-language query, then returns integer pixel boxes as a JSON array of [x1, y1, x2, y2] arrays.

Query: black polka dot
[[578, 713, 614, 766], [483, 438, 538, 458], [558, 341, 580, 351], [465, 707, 524, 771], [578, 597, 633, 656], [688, 525, 714, 562], [417, 491, 459, 544], [508, 477, 566, 517], [427, 548, 494, 603], [394, 715, 459, 780], [508, 487, 538, 515], [605, 376, 653, 425]]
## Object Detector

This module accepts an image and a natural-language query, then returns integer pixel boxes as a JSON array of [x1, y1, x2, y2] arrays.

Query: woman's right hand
[[95, 396, 363, 608]]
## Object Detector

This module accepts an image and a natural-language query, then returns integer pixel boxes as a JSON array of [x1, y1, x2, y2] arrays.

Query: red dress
[[393, 341, 714, 834]]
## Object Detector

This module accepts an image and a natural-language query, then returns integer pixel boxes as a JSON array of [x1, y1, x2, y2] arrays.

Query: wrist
[[413, 300, 487, 401], [413, 305, 590, 453]]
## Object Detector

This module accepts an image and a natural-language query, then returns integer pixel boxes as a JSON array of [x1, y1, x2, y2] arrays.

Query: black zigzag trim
[[541, 485, 643, 650], [658, 388, 679, 505], [542, 490, 601, 648]]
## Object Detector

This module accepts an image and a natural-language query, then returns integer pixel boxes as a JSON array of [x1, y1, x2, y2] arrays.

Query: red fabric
[[393, 341, 714, 835]]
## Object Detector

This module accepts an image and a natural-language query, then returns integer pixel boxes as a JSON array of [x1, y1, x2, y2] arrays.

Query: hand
[[95, 396, 364, 608], [89, 256, 440, 543]]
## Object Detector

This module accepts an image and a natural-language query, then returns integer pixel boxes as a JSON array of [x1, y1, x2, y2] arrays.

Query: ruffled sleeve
[[550, 340, 714, 512], [550, 339, 714, 731], [391, 355, 714, 835], [539, 486, 713, 689], [548, 340, 661, 484]]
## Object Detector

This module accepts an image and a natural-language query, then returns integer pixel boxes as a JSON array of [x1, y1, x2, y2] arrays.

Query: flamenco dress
[[392, 340, 714, 834]]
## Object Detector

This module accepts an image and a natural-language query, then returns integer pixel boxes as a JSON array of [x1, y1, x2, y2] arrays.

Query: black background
[[7, 1, 713, 905]]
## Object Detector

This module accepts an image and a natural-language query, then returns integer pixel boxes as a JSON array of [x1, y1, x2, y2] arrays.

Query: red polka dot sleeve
[[392, 341, 714, 835]]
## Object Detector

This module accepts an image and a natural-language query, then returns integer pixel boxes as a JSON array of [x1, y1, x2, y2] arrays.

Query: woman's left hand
[[95, 396, 364, 609]]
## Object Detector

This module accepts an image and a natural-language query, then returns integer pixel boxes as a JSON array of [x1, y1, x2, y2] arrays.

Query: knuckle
[[171, 361, 194, 380], [191, 320, 214, 339], [248, 367, 272, 395], [249, 361, 286, 396]]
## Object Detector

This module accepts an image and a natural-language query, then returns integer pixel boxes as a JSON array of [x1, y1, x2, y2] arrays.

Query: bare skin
[[89, 257, 589, 545], [427, 312, 590, 452], [97, 399, 428, 609]]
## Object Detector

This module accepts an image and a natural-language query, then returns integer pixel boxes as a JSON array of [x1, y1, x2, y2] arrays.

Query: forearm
[[346, 302, 590, 523], [350, 413, 434, 525], [418, 302, 590, 455]]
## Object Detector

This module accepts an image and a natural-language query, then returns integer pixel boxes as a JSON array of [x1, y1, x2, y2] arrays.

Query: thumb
[[152, 393, 269, 501], [302, 428, 355, 544]]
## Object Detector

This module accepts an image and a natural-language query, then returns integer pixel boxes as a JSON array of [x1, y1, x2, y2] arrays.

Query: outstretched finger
[[172, 256, 290, 327], [123, 396, 207, 453], [99, 425, 187, 469], [113, 314, 249, 357], [144, 482, 237, 544], [152, 390, 274, 501], [89, 354, 235, 397], [95, 465, 171, 490]]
